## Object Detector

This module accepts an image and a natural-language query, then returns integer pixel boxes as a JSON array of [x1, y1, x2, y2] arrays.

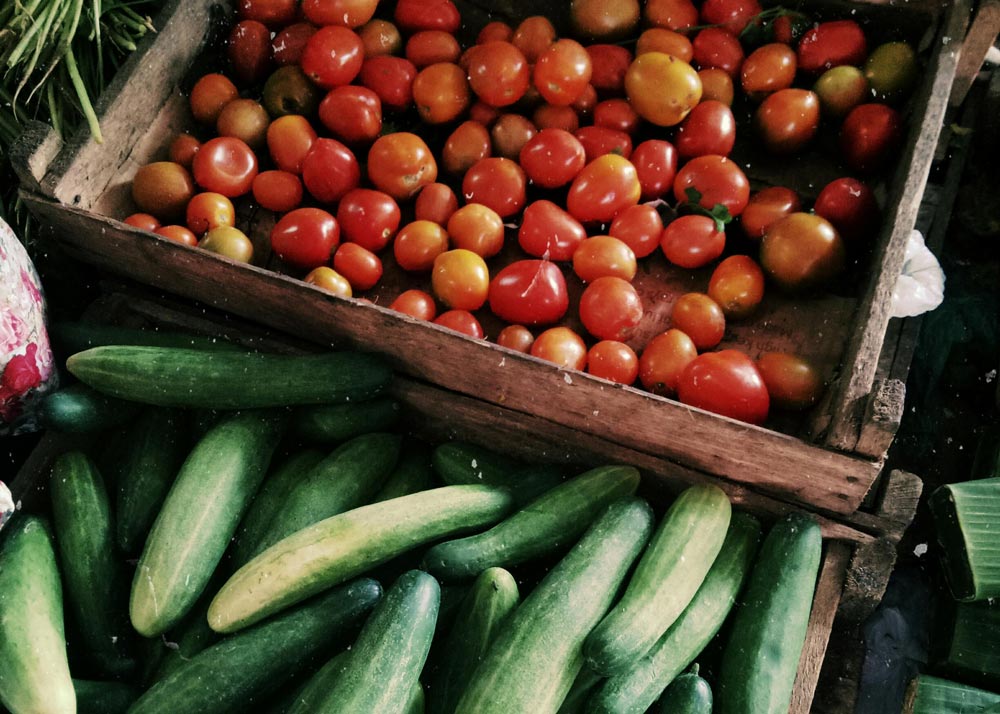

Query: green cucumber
[[373, 440, 436, 503], [588, 512, 761, 714], [293, 397, 402, 442], [716, 513, 822, 714], [130, 410, 286, 637], [424, 465, 641, 581], [73, 679, 139, 714], [658, 666, 712, 714], [250, 432, 402, 558], [454, 497, 655, 714], [50, 321, 238, 354], [39, 383, 140, 433], [406, 683, 425, 714], [230, 448, 326, 567], [127, 578, 382, 714], [284, 653, 347, 714], [49, 452, 134, 677], [0, 516, 75, 714], [585, 484, 732, 676], [209, 485, 514, 633], [66, 346, 392, 409], [115, 407, 188, 554], [432, 442, 565, 504], [556, 667, 604, 714], [315, 570, 439, 713], [427, 567, 521, 714]]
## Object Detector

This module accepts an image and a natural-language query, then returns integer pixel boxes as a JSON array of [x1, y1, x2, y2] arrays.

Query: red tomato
[[567, 154, 641, 224], [228, 20, 273, 86], [756, 352, 825, 410], [708, 254, 765, 319], [186, 192, 235, 236], [587, 341, 639, 385], [358, 18, 402, 57], [631, 139, 678, 201], [533, 103, 580, 132], [587, 44, 633, 93], [124, 213, 160, 231], [394, 220, 449, 272], [740, 43, 797, 100], [671, 292, 726, 350], [698, 67, 735, 106], [318, 86, 382, 144], [238, 0, 297, 27], [575, 126, 632, 162], [692, 28, 744, 77], [358, 56, 417, 111], [368, 132, 438, 200], [636, 27, 693, 62], [412, 183, 456, 227], [530, 327, 587, 370], [336, 188, 401, 252], [434, 310, 485, 339], [478, 21, 513, 45], [740, 186, 801, 240], [518, 129, 587, 189], [512, 16, 558, 64], [797, 20, 867, 74], [677, 350, 770, 425], [267, 115, 317, 175], [759, 212, 845, 292], [839, 103, 902, 174], [660, 215, 726, 269], [405, 30, 461, 67], [132, 162, 195, 220], [271, 207, 340, 270], [465, 41, 531, 108], [813, 177, 880, 242], [169, 133, 200, 169], [272, 23, 316, 66], [579, 276, 644, 341], [301, 138, 360, 203], [412, 62, 470, 124], [533, 39, 593, 107], [754, 88, 820, 154], [155, 224, 199, 247], [497, 324, 534, 353], [673, 155, 750, 217], [593, 98, 641, 135], [447, 204, 505, 258], [491, 113, 537, 159], [300, 26, 364, 89], [333, 242, 382, 291], [644, 0, 698, 32], [675, 100, 736, 159], [443, 120, 493, 176], [301, 0, 378, 27], [609, 204, 664, 258], [192, 137, 258, 198], [488, 260, 569, 325], [462, 157, 527, 218], [394, 0, 460, 33], [432, 249, 490, 311], [699, 0, 762, 35], [389, 289, 437, 320], [190, 73, 239, 126], [638, 328, 697, 396], [573, 235, 637, 283], [518, 200, 587, 261]]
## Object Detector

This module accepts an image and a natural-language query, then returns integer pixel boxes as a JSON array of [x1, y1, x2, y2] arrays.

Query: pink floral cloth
[[0, 217, 56, 435]]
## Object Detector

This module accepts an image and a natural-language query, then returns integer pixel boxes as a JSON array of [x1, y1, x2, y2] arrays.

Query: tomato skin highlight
[[813, 177, 880, 242], [299, 26, 365, 89], [677, 350, 770, 425], [488, 260, 569, 326]]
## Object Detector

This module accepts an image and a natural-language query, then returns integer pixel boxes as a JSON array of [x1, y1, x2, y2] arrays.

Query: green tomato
[[864, 41, 918, 101], [813, 65, 869, 118], [199, 226, 254, 263]]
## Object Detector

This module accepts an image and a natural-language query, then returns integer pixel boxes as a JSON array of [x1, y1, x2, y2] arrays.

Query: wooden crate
[[12, 0, 971, 517], [7, 287, 922, 714]]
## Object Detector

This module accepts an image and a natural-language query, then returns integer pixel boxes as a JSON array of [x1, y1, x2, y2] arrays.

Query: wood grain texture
[[949, 0, 1000, 107], [9, 121, 62, 193]]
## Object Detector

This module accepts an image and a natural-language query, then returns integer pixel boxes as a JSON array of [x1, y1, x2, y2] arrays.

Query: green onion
[[905, 675, 1000, 713], [929, 477, 1000, 601]]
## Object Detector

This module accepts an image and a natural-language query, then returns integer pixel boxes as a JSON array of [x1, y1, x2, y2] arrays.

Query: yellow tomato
[[625, 52, 702, 126]]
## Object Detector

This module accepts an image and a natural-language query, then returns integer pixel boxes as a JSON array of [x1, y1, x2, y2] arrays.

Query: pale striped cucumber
[[130, 410, 286, 637], [427, 567, 521, 714], [454, 497, 655, 714], [315, 570, 439, 713], [0, 516, 75, 714], [293, 397, 402, 442], [424, 465, 640, 581], [374, 440, 436, 503], [585, 485, 732, 676], [588, 512, 762, 714], [209, 485, 514, 633]]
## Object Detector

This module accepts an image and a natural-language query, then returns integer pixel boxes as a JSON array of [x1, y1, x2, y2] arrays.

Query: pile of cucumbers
[[0, 339, 824, 714]]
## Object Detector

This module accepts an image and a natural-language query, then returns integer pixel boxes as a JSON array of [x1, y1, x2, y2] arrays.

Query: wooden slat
[[949, 0, 1000, 107]]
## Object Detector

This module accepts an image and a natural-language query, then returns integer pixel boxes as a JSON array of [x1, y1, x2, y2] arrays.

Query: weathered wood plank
[[949, 0, 1000, 107]]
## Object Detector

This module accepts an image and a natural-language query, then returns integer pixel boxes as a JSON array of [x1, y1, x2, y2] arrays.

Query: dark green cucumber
[[406, 683, 425, 714], [39, 383, 140, 433], [454, 498, 655, 714], [115, 407, 188, 554], [585, 485, 732, 676], [315, 570, 439, 713], [424, 465, 641, 581], [556, 667, 604, 714], [716, 513, 822, 714], [130, 410, 286, 637], [50, 321, 238, 354], [373, 439, 436, 503], [127, 579, 382, 714], [250, 432, 402, 558], [230, 448, 326, 567], [293, 397, 402, 442], [588, 512, 761, 714], [285, 653, 347, 714], [66, 346, 392, 409], [0, 516, 75, 714], [49, 452, 134, 677], [73, 679, 139, 714], [427, 567, 521, 714], [432, 442, 565, 504], [658, 666, 712, 714], [209, 485, 514, 633]]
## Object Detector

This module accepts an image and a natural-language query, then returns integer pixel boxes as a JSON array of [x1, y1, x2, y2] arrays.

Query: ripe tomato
[[189, 74, 239, 125], [302, 0, 378, 27], [488, 260, 569, 325], [318, 86, 382, 144], [336, 188, 401, 252], [625, 52, 701, 127], [271, 207, 340, 270], [756, 352, 825, 410], [432, 249, 490, 311], [644, 0, 698, 32], [192, 137, 258, 198], [186, 192, 235, 236], [740, 43, 797, 100], [132, 162, 195, 220], [272, 23, 316, 66], [301, 138, 360, 203], [675, 100, 736, 160], [587, 44, 633, 93], [638, 329, 697, 395], [462, 157, 527, 218], [740, 186, 801, 239], [262, 65, 321, 118], [571, 0, 640, 40], [587, 340, 639, 384], [575, 126, 632, 162], [412, 62, 470, 124], [573, 235, 637, 283], [609, 204, 664, 258], [478, 21, 513, 44], [673, 155, 750, 217], [579, 276, 644, 341], [414, 183, 458, 226], [368, 132, 438, 200], [533, 39, 593, 107], [469, 100, 502, 126], [754, 88, 820, 154], [434, 310, 485, 339], [465, 41, 530, 108], [593, 99, 640, 135], [677, 350, 769, 425], [698, 67, 735, 106], [518, 129, 586, 189], [692, 28, 744, 78], [393, 220, 449, 272], [238, 0, 296, 26], [405, 30, 461, 67], [708, 255, 765, 319], [394, 0, 460, 34], [304, 266, 353, 298], [759, 212, 845, 292], [447, 204, 505, 258], [443, 121, 492, 176], [491, 113, 537, 159], [571, 83, 599, 116], [124, 213, 160, 231], [660, 215, 726, 269], [169, 133, 200, 169], [358, 55, 417, 111], [566, 154, 641, 224], [358, 18, 402, 57], [333, 242, 382, 291], [813, 177, 880, 242], [199, 226, 254, 262], [839, 103, 902, 174], [533, 103, 580, 132], [671, 292, 726, 350], [797, 20, 867, 74], [700, 0, 762, 35], [267, 115, 317, 174], [216, 99, 269, 151], [530, 327, 587, 370], [511, 16, 557, 63], [155, 225, 199, 247], [300, 26, 364, 89], [636, 28, 693, 62], [227, 20, 272, 86], [389, 289, 437, 320], [631, 139, 678, 201], [519, 200, 587, 261], [813, 65, 869, 118], [497, 325, 534, 352]]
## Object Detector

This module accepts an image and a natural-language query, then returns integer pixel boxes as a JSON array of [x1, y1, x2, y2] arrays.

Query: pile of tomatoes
[[122, 0, 921, 427]]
